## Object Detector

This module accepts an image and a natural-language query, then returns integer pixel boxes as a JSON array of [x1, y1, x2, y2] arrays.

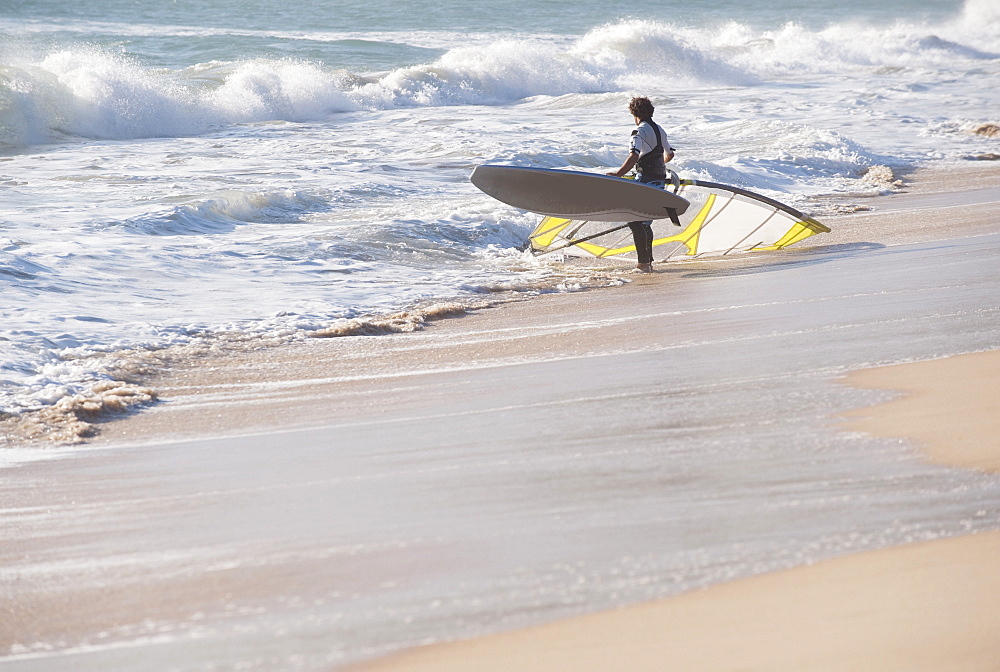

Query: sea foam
[[4, 10, 996, 146], [1, 1, 998, 443], [1, 50, 357, 144]]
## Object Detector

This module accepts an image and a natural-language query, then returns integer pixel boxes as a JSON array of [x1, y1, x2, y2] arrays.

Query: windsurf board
[[470, 165, 690, 222]]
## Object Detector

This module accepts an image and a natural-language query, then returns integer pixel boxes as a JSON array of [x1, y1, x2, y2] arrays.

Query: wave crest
[[3, 6, 997, 146], [122, 189, 328, 235], [1, 50, 357, 144]]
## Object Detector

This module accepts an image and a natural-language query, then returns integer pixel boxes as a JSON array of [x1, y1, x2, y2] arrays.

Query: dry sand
[[354, 531, 1000, 672], [844, 351, 1000, 474]]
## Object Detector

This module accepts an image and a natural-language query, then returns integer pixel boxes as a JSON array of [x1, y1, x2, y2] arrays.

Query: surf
[[0, 50, 358, 145], [4, 5, 995, 147]]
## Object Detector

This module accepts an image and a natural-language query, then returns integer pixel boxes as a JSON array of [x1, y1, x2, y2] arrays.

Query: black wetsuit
[[628, 120, 669, 265]]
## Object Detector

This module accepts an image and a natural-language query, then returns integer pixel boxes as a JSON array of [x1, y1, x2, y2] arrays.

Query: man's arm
[[607, 151, 639, 178]]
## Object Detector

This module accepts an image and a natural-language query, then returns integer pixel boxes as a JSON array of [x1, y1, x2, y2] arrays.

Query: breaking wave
[[3, 2, 997, 146], [121, 189, 331, 235], [0, 52, 357, 144]]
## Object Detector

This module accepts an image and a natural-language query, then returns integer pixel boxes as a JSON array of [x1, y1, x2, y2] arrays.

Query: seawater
[[1, 0, 999, 428]]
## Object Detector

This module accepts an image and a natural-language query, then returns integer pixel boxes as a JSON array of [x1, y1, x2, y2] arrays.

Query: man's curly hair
[[628, 96, 655, 120]]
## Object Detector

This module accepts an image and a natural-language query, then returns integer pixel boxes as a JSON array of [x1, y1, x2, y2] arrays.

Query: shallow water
[[2, 0, 999, 428], [3, 226, 999, 669]]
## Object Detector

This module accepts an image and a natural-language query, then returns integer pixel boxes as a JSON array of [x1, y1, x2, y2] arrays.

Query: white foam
[[0, 50, 358, 144], [2, 1, 999, 434], [4, 8, 996, 145]]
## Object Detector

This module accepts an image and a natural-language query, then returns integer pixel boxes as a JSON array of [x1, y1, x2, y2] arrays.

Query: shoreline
[[344, 163, 1000, 671], [842, 350, 1000, 474], [3, 162, 1000, 450], [2, 162, 999, 670], [352, 530, 1000, 672], [72, 161, 1000, 447], [351, 349, 1000, 671]]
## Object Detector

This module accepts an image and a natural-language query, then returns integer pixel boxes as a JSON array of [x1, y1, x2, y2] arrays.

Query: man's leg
[[628, 221, 654, 269]]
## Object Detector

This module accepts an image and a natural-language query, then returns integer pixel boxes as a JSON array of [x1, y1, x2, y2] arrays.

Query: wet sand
[[3, 163, 1000, 670], [353, 348, 1000, 671], [354, 531, 1000, 672], [84, 163, 1000, 446], [351, 165, 1000, 672]]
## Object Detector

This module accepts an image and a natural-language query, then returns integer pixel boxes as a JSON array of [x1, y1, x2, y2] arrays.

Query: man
[[607, 97, 675, 272]]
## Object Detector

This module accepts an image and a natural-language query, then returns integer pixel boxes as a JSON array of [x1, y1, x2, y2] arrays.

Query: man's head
[[628, 96, 655, 121]]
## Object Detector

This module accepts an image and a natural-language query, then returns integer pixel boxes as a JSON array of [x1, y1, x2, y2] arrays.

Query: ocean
[[2, 0, 998, 431], [3, 2, 1000, 668]]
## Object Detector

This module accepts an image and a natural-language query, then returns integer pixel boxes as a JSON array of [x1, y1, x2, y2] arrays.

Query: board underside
[[471, 165, 690, 222]]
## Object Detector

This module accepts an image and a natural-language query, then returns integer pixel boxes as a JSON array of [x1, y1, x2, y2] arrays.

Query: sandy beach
[[353, 349, 1000, 671], [354, 531, 1000, 672], [3, 163, 1000, 670], [843, 351, 1000, 474]]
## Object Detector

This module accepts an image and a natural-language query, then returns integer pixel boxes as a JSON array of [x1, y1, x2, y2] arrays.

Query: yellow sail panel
[[527, 180, 829, 260], [758, 218, 832, 250], [803, 217, 831, 233], [530, 217, 637, 257], [651, 194, 717, 256], [529, 217, 574, 251], [579, 240, 627, 257]]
